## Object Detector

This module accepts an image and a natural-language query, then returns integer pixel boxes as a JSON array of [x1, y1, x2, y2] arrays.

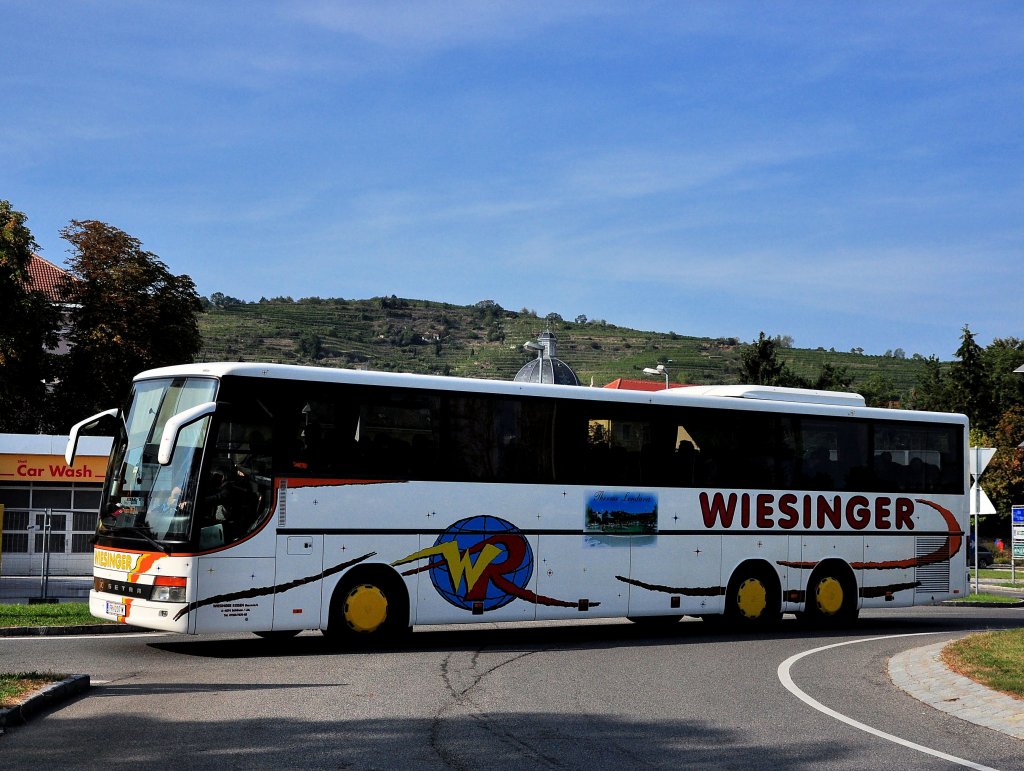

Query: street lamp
[[642, 363, 670, 389]]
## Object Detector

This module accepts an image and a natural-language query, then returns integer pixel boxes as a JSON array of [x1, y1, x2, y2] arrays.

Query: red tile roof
[[26, 254, 69, 302], [603, 378, 690, 391]]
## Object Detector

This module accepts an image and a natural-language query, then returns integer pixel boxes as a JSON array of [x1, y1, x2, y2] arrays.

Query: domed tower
[[514, 330, 581, 386]]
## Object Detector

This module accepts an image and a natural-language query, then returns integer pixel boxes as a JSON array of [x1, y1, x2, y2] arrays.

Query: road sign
[[969, 483, 996, 516], [1015, 543, 1024, 559], [1014, 527, 1024, 541], [970, 447, 997, 480], [1013, 505, 1024, 525]]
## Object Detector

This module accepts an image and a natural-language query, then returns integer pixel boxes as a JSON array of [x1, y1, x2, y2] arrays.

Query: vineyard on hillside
[[197, 297, 930, 399]]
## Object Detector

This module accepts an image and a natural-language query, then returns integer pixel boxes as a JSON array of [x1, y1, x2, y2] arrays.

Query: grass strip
[[943, 628, 1024, 700], [950, 592, 1022, 604], [0, 672, 66, 708], [0, 602, 106, 628]]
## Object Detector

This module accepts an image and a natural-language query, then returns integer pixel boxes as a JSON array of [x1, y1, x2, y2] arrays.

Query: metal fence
[[0, 507, 93, 604]]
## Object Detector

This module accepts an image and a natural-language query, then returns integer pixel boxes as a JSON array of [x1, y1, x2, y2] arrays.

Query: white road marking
[[777, 632, 1001, 771], [0, 632, 168, 641]]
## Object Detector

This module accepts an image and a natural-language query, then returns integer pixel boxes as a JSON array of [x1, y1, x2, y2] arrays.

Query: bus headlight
[[151, 576, 187, 603]]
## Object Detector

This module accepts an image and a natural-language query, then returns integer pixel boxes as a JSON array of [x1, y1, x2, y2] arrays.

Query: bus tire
[[804, 564, 859, 626], [325, 570, 410, 647], [724, 564, 781, 629]]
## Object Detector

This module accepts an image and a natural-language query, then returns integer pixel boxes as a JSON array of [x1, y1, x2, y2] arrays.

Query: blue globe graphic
[[429, 515, 534, 611]]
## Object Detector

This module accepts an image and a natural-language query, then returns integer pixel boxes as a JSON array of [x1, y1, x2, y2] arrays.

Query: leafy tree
[[811, 362, 852, 392], [740, 332, 784, 385], [297, 331, 323, 359], [984, 337, 1024, 419], [975, 406, 1024, 528], [739, 332, 809, 387], [208, 291, 243, 308], [857, 373, 901, 408], [53, 220, 202, 426], [909, 356, 951, 412], [0, 201, 60, 432]]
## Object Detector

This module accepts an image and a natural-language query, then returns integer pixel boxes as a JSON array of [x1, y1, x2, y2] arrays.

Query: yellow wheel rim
[[736, 577, 768, 619], [815, 577, 844, 616], [344, 584, 389, 633]]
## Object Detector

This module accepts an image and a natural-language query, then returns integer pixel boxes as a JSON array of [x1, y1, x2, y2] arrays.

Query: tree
[[53, 220, 202, 425], [950, 325, 995, 432], [739, 332, 789, 385], [811, 362, 852, 392], [298, 331, 323, 360], [857, 373, 901, 408], [984, 337, 1024, 419], [909, 356, 951, 412], [975, 406, 1024, 529], [0, 201, 60, 432], [208, 291, 243, 308]]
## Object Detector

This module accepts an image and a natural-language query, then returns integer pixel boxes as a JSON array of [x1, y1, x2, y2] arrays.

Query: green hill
[[197, 296, 929, 399]]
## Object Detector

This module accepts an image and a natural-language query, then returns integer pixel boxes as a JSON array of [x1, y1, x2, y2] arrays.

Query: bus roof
[[135, 362, 966, 425]]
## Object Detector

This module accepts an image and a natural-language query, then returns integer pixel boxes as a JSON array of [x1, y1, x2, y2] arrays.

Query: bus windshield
[[98, 377, 218, 545]]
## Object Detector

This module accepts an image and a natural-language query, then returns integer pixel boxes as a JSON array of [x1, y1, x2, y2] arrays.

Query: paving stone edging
[[889, 640, 1024, 740], [0, 674, 90, 728]]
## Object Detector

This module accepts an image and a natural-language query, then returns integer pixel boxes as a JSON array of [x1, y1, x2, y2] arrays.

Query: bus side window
[[674, 437, 697, 486]]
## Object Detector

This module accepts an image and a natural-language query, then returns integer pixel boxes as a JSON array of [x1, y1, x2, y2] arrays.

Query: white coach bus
[[66, 363, 968, 642]]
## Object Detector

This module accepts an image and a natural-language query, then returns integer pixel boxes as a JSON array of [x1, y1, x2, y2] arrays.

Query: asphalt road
[[1, 606, 1022, 770]]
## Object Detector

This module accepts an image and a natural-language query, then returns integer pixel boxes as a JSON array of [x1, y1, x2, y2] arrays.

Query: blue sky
[[4, 2, 1021, 358]]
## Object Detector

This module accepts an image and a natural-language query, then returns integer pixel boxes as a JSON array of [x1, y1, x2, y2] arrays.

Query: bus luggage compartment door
[[194, 555, 276, 633], [273, 534, 325, 631]]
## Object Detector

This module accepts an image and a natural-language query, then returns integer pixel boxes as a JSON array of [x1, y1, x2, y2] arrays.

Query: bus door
[[272, 534, 325, 630]]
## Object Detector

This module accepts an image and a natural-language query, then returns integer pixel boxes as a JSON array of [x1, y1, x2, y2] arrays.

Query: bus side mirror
[[158, 401, 218, 466], [65, 408, 119, 466]]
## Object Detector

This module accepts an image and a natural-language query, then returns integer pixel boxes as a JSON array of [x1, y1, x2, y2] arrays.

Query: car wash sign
[[0, 453, 108, 482]]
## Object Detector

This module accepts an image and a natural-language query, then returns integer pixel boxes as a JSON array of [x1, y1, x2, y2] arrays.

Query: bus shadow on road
[[145, 609, 1015, 660]]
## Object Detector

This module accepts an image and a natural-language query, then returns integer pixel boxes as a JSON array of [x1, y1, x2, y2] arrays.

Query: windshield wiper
[[116, 526, 170, 553]]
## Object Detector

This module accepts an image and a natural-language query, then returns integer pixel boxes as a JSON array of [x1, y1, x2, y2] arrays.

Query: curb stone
[[942, 600, 1024, 608], [0, 674, 90, 728], [0, 623, 149, 638]]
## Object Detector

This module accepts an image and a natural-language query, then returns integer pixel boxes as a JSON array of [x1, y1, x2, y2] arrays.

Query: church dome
[[513, 330, 581, 386]]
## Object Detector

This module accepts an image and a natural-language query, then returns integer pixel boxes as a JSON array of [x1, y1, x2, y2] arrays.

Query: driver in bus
[[202, 466, 258, 540]]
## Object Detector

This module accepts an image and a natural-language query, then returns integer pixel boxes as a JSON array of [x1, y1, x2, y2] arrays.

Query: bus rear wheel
[[325, 573, 409, 647], [724, 567, 781, 629], [804, 568, 859, 626]]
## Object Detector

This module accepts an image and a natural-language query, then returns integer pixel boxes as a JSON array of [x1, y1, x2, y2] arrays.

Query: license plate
[[106, 601, 126, 616]]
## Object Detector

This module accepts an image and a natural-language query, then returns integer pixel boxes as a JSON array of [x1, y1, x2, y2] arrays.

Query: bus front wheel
[[325, 573, 409, 647], [724, 566, 781, 629]]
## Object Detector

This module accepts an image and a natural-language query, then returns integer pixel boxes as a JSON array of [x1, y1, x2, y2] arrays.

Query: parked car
[[968, 545, 994, 568]]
